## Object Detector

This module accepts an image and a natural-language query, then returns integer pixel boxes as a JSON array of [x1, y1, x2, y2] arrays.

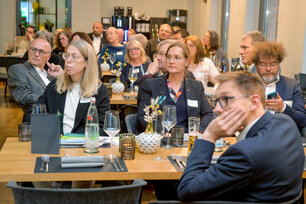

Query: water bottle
[[84, 97, 100, 153]]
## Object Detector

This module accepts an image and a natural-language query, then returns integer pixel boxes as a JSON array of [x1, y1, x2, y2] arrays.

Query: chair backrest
[[299, 73, 306, 89], [125, 113, 138, 134], [7, 179, 147, 204]]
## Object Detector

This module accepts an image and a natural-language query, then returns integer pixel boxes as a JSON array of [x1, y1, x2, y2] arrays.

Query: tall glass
[[188, 117, 200, 155], [162, 105, 177, 149], [153, 114, 165, 161], [103, 110, 120, 159], [128, 66, 138, 93], [109, 53, 116, 72]]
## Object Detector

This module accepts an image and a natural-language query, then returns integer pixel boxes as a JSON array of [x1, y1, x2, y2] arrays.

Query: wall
[[191, 0, 211, 38], [227, 0, 247, 59], [277, 0, 306, 77], [71, 0, 102, 33], [0, 0, 16, 54]]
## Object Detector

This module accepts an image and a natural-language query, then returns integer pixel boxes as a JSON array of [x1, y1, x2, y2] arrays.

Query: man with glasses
[[251, 41, 306, 130], [145, 24, 173, 61], [8, 37, 62, 122], [178, 71, 304, 202]]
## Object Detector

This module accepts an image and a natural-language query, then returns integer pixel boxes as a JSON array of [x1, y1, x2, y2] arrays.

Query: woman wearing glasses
[[37, 39, 110, 135], [120, 40, 150, 90], [137, 41, 213, 133], [185, 35, 219, 90]]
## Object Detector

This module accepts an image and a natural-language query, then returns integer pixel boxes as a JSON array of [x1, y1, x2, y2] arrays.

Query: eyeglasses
[[166, 55, 185, 63], [29, 47, 50, 56], [213, 95, 249, 108], [128, 47, 140, 52], [62, 52, 83, 62], [258, 62, 278, 69]]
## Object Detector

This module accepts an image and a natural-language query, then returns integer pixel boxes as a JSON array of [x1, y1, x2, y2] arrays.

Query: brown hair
[[166, 41, 190, 60], [208, 30, 219, 50], [54, 28, 73, 51], [185, 35, 204, 64], [70, 32, 93, 47], [215, 71, 266, 106], [250, 41, 286, 65]]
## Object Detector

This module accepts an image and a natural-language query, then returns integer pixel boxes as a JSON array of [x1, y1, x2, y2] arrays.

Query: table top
[[0, 137, 229, 182], [110, 93, 137, 105], [101, 71, 114, 78], [0, 137, 304, 182]]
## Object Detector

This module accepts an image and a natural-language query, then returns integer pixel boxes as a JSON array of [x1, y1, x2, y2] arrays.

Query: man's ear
[[249, 94, 261, 111]]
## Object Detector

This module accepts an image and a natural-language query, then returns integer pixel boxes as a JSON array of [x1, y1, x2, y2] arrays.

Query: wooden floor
[[0, 83, 157, 203]]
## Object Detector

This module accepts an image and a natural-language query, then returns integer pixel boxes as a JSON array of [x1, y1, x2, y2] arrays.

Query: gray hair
[[157, 39, 176, 50], [34, 30, 53, 44], [129, 34, 148, 49], [242, 31, 265, 45]]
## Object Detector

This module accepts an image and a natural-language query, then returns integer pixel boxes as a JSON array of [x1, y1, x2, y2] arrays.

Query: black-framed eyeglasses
[[213, 95, 249, 108], [29, 47, 50, 56]]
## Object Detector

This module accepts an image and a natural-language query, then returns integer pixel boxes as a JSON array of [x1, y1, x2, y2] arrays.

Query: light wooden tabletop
[[110, 93, 137, 105], [0, 137, 229, 182]]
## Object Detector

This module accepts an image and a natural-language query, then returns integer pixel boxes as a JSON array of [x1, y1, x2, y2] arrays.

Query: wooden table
[[0, 137, 230, 182], [101, 71, 114, 78], [0, 55, 24, 68], [110, 93, 137, 105]]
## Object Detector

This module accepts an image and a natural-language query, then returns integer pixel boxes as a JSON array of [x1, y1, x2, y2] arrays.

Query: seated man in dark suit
[[251, 41, 306, 130], [177, 71, 304, 202], [8, 35, 62, 122], [88, 22, 108, 55]]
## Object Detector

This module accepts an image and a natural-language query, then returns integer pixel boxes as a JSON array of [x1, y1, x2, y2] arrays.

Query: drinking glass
[[188, 117, 200, 154], [32, 104, 47, 114], [128, 67, 138, 93], [153, 114, 165, 161], [162, 105, 177, 149], [109, 53, 116, 71], [103, 110, 120, 159]]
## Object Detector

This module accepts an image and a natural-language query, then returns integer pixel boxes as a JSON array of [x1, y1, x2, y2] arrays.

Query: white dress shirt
[[34, 66, 50, 86], [92, 34, 102, 54]]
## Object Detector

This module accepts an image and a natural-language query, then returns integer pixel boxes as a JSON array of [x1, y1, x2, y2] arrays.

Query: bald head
[[117, 28, 124, 42], [92, 22, 103, 37]]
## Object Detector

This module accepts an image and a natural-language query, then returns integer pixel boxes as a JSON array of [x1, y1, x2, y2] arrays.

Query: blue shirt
[[98, 44, 126, 69]]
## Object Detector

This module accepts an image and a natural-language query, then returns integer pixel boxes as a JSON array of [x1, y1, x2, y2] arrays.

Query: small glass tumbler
[[32, 104, 47, 114], [18, 122, 31, 142], [171, 126, 184, 146], [120, 133, 136, 160]]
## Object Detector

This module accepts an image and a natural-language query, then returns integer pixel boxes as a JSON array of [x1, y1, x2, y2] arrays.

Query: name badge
[[284, 100, 293, 107], [117, 51, 123, 55], [187, 99, 198, 108], [133, 69, 139, 74], [80, 97, 91, 103]]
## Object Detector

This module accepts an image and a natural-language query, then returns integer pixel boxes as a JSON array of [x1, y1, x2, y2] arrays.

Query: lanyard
[[132, 64, 144, 75]]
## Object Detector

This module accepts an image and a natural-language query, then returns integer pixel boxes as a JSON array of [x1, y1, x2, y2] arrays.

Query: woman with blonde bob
[[38, 39, 110, 135], [120, 39, 150, 90]]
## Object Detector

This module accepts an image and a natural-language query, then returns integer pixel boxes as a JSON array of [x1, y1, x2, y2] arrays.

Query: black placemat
[[60, 143, 110, 148], [160, 137, 187, 148], [167, 156, 187, 172], [34, 157, 127, 173]]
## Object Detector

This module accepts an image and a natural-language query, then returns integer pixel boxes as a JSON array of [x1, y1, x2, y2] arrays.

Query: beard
[[261, 72, 278, 84]]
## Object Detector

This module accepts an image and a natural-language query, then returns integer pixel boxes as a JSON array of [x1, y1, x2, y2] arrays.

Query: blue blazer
[[120, 61, 150, 87], [137, 74, 213, 133], [276, 75, 306, 129], [177, 112, 304, 202]]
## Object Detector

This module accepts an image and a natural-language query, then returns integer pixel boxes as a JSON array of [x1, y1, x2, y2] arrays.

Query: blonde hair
[[56, 39, 101, 97], [125, 40, 147, 64]]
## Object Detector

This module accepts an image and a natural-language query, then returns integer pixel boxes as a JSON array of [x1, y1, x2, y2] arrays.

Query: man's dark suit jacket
[[37, 80, 110, 135], [145, 38, 159, 61], [178, 112, 304, 202], [88, 32, 108, 54], [276, 75, 306, 129], [137, 74, 213, 133], [8, 61, 55, 122], [22, 51, 65, 71]]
